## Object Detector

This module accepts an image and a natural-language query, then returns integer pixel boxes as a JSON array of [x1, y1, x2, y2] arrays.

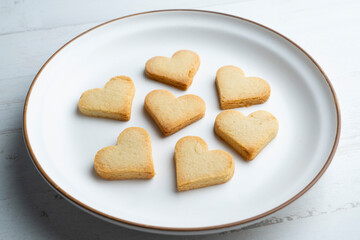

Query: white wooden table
[[1, 0, 359, 239]]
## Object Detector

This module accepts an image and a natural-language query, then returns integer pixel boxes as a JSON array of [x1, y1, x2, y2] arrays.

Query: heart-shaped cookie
[[78, 76, 135, 121], [94, 127, 155, 180], [175, 136, 234, 191], [144, 89, 206, 136], [215, 110, 279, 160], [145, 50, 200, 90], [216, 65, 271, 109]]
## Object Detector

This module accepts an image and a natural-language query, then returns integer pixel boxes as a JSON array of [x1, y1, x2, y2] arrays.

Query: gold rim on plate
[[23, 9, 341, 233]]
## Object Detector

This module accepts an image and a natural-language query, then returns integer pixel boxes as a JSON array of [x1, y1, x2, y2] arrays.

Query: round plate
[[23, 10, 340, 235]]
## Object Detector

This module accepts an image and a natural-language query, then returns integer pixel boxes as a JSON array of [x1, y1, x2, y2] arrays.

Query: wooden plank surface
[[1, 0, 359, 239]]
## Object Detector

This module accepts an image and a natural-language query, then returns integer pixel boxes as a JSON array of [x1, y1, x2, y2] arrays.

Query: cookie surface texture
[[78, 76, 135, 121], [145, 50, 200, 90], [94, 127, 155, 180], [175, 136, 234, 191], [144, 89, 206, 136], [214, 110, 279, 160], [216, 65, 271, 109]]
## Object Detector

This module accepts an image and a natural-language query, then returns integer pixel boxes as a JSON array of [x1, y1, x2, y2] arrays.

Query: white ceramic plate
[[23, 10, 340, 235]]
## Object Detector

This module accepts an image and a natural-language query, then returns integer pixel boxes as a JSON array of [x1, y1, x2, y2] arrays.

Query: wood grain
[[1, 0, 360, 239]]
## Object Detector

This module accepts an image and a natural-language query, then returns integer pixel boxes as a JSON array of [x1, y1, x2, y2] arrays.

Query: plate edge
[[22, 9, 341, 233]]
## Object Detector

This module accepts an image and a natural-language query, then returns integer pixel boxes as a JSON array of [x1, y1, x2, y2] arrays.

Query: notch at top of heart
[[78, 76, 135, 121], [144, 89, 206, 136], [216, 65, 271, 110], [145, 50, 200, 90]]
